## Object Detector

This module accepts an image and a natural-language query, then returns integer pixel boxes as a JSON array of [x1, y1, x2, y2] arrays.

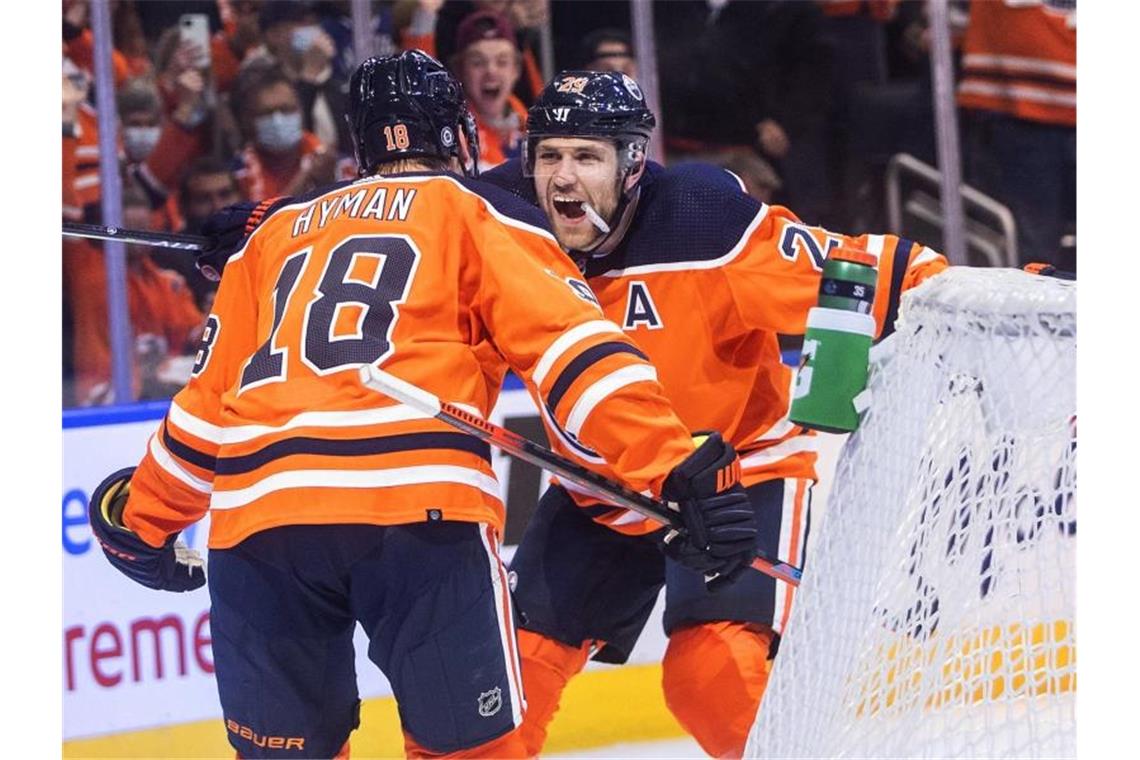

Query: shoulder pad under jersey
[[454, 172, 555, 234], [584, 162, 765, 276], [478, 159, 536, 205]]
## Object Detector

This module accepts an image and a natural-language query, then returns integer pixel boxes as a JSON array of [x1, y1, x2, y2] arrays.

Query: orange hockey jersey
[[483, 160, 948, 536], [957, 0, 1076, 127], [121, 172, 697, 550]]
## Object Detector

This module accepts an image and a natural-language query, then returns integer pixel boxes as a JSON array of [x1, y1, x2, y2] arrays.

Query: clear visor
[[523, 134, 647, 180]]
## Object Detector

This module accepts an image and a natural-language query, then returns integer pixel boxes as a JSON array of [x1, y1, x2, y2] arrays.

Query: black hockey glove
[[195, 197, 289, 281], [88, 468, 206, 592], [660, 433, 757, 589]]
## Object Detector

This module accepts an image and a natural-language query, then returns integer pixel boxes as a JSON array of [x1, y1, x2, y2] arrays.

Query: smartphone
[[292, 24, 323, 53], [179, 14, 212, 70]]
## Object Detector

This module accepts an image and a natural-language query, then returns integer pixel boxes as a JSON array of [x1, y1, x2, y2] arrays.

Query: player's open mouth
[[552, 196, 587, 220], [480, 84, 503, 100]]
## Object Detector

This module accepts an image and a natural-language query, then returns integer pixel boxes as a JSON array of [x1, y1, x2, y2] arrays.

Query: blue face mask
[[254, 110, 303, 153], [122, 125, 162, 162]]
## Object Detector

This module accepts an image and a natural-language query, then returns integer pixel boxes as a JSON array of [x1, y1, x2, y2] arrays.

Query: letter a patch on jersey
[[623, 281, 663, 330]]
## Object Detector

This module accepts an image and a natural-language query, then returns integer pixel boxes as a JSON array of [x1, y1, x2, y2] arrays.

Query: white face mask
[[122, 125, 161, 162], [254, 111, 303, 153]]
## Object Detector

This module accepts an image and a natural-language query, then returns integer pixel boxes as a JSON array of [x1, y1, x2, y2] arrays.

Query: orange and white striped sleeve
[[467, 195, 695, 496], [122, 235, 262, 547]]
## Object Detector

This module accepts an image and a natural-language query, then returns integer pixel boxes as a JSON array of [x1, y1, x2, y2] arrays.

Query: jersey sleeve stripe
[[213, 431, 491, 476], [169, 401, 224, 445], [912, 246, 941, 267], [738, 435, 820, 469], [149, 435, 212, 493], [533, 320, 623, 386], [216, 404, 432, 445], [162, 424, 218, 473], [209, 465, 501, 510], [575, 497, 654, 527], [881, 238, 915, 340], [864, 233, 886, 264], [565, 363, 659, 437], [537, 404, 606, 465], [546, 341, 649, 415], [752, 418, 797, 444]]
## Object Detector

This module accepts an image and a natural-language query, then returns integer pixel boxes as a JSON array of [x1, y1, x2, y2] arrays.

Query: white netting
[[746, 267, 1076, 759]]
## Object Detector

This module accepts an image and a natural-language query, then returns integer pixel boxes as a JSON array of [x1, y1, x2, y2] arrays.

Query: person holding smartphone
[[242, 3, 350, 155]]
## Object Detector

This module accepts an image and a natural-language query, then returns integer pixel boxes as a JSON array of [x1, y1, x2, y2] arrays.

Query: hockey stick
[[63, 222, 209, 252], [358, 365, 802, 586]]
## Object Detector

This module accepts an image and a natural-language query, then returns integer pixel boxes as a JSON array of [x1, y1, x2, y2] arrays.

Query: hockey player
[[481, 71, 949, 757], [86, 52, 758, 759]]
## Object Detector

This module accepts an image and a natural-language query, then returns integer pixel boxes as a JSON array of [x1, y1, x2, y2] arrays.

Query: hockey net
[[746, 267, 1076, 759]]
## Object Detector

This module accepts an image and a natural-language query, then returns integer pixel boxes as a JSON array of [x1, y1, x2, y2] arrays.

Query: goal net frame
[[746, 267, 1076, 759]]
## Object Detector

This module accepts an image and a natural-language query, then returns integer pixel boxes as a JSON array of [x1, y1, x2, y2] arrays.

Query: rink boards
[[62, 372, 843, 756]]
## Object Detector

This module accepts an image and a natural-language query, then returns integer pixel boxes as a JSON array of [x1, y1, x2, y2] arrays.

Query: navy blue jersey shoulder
[[291, 178, 358, 206], [479, 159, 537, 205], [584, 162, 763, 277], [454, 172, 554, 232]]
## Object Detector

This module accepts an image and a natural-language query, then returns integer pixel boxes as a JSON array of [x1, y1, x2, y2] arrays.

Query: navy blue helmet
[[524, 70, 656, 175], [347, 50, 479, 177]]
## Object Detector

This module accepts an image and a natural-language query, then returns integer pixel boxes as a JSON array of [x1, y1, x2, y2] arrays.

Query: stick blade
[[358, 365, 442, 417]]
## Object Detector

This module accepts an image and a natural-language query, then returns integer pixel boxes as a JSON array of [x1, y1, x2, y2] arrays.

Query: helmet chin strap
[[571, 165, 643, 259]]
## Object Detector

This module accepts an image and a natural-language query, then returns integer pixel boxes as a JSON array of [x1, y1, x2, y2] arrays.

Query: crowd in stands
[[62, 0, 1076, 408]]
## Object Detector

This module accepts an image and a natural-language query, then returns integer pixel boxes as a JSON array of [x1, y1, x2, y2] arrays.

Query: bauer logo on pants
[[477, 687, 502, 717]]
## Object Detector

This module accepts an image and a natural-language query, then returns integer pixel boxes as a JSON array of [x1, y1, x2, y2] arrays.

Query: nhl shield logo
[[478, 687, 502, 717], [621, 74, 643, 101]]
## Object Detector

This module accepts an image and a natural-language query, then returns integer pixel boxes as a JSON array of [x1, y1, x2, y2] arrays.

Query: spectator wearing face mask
[[117, 79, 187, 233], [240, 1, 349, 153], [231, 63, 335, 199], [451, 10, 527, 170]]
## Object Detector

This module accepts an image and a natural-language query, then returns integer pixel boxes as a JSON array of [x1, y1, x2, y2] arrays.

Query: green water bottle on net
[[789, 248, 878, 433]]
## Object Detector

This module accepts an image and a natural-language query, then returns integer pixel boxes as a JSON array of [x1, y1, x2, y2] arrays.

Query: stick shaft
[[359, 366, 802, 586], [63, 222, 209, 252]]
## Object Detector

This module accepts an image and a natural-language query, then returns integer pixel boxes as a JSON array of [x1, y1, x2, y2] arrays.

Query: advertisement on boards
[[61, 386, 611, 739]]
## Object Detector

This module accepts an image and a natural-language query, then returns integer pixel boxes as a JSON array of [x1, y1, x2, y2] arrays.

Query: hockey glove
[[660, 433, 757, 588], [195, 197, 288, 281], [88, 467, 206, 592]]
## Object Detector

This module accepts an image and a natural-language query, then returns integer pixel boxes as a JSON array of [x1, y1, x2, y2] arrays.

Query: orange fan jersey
[[62, 103, 101, 222], [482, 160, 948, 536], [121, 172, 697, 550], [234, 132, 326, 201], [957, 0, 1076, 127]]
